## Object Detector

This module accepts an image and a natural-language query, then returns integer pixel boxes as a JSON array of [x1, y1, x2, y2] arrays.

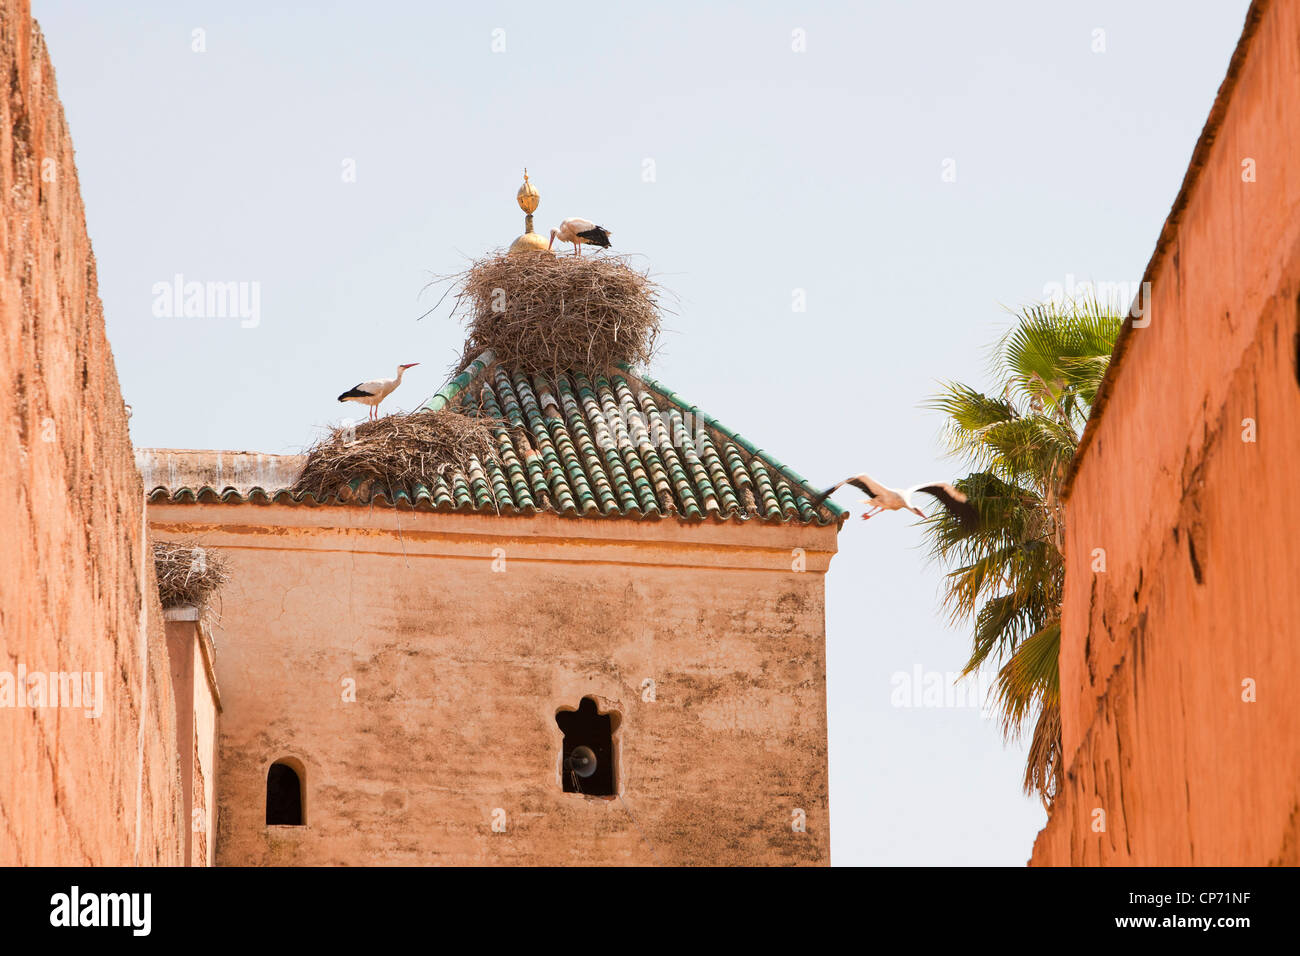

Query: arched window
[[556, 697, 618, 796], [266, 759, 304, 825]]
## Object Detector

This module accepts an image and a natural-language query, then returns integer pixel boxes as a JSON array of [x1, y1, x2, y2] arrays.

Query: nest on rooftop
[[437, 253, 663, 378], [153, 540, 229, 612], [290, 408, 504, 500]]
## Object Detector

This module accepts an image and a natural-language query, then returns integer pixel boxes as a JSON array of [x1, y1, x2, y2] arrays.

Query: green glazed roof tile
[[747, 456, 779, 519], [450, 471, 473, 509], [430, 475, 453, 509], [664, 407, 719, 515], [512, 373, 578, 513], [535, 375, 599, 515], [775, 479, 800, 519], [638, 393, 702, 519], [626, 364, 848, 521], [695, 429, 740, 515], [478, 384, 536, 510], [612, 376, 676, 514], [467, 457, 496, 510], [593, 374, 660, 514], [147, 350, 842, 527], [573, 373, 639, 513], [557, 378, 621, 515]]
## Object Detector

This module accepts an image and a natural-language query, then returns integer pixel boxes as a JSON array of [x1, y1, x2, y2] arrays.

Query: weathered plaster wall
[[163, 614, 221, 865], [0, 0, 184, 864], [148, 504, 835, 866], [1032, 0, 1300, 865], [192, 622, 220, 866]]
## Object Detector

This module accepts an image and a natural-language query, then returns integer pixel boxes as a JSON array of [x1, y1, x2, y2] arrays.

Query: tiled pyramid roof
[[144, 350, 844, 526]]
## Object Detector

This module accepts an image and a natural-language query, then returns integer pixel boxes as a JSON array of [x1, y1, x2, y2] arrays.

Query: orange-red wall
[[1032, 0, 1300, 865], [0, 0, 185, 865]]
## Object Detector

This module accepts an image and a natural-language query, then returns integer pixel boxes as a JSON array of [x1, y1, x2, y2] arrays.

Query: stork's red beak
[[912, 507, 926, 518], [402, 363, 419, 369]]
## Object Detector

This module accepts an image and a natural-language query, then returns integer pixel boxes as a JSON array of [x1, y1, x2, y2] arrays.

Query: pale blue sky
[[34, 0, 1251, 865]]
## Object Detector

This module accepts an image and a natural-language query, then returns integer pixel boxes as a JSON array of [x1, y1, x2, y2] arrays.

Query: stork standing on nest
[[549, 217, 612, 256], [814, 472, 979, 529], [337, 363, 419, 421]]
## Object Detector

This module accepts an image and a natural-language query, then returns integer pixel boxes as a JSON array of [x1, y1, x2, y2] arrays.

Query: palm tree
[[923, 298, 1122, 804]]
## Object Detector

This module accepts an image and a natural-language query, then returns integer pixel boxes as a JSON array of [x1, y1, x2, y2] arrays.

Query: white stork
[[549, 217, 612, 256], [814, 472, 979, 529], [337, 363, 419, 421]]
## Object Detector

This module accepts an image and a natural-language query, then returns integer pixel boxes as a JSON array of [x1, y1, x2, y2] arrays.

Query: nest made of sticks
[[438, 253, 663, 378], [290, 408, 504, 500], [154, 541, 229, 611]]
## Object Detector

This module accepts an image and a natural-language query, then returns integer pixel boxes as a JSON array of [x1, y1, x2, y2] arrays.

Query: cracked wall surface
[[0, 0, 184, 865], [1031, 0, 1300, 865], [148, 505, 834, 866]]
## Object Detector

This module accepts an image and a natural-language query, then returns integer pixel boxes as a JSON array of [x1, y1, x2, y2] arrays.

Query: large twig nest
[[438, 253, 663, 378], [291, 408, 503, 499], [153, 541, 229, 611]]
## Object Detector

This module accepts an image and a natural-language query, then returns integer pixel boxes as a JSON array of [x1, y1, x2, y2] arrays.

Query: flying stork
[[549, 217, 612, 256], [337, 363, 419, 421], [814, 472, 979, 529]]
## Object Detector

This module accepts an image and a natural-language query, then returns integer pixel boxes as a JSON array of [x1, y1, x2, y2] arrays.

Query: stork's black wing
[[812, 473, 886, 507], [577, 226, 611, 248], [338, 384, 376, 401], [915, 483, 979, 529]]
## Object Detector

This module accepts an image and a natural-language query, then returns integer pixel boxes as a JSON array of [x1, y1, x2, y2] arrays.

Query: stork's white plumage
[[814, 472, 979, 528], [337, 363, 419, 421], [548, 217, 612, 256]]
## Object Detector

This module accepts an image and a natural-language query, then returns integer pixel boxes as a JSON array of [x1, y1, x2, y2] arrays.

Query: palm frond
[[992, 620, 1061, 735], [920, 297, 1120, 800], [996, 298, 1123, 424], [1023, 699, 1063, 803]]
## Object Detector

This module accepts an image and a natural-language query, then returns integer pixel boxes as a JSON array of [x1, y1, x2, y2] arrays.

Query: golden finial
[[509, 168, 551, 255], [517, 168, 540, 214]]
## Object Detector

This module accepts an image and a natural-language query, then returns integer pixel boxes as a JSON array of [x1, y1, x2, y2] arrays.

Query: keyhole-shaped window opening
[[556, 697, 618, 796], [266, 759, 305, 825]]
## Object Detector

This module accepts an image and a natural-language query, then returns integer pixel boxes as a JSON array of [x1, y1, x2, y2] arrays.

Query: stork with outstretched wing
[[814, 472, 978, 529]]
